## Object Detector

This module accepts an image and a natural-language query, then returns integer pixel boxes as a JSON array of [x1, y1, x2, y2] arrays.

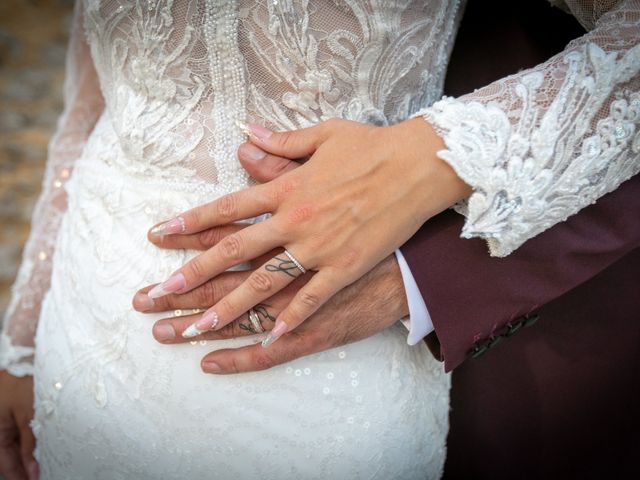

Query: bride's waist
[[73, 112, 248, 199], [73, 155, 230, 200]]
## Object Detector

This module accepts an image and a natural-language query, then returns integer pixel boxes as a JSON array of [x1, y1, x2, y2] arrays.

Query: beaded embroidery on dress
[[1, 0, 638, 478]]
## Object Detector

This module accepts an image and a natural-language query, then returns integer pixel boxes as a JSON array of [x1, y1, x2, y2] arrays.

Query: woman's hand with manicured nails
[[139, 117, 470, 347]]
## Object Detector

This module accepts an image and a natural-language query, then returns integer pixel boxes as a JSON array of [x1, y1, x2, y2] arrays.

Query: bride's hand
[[134, 148, 410, 373], [144, 118, 469, 346], [0, 371, 38, 480]]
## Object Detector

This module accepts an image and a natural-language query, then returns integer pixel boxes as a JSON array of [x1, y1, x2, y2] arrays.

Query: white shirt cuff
[[394, 249, 435, 346]]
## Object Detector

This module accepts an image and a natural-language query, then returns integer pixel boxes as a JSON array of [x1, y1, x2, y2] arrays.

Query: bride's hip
[[33, 161, 450, 478]]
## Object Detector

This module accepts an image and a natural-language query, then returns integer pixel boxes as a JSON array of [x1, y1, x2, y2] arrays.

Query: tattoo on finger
[[265, 255, 302, 278], [254, 304, 275, 323], [239, 303, 275, 334], [239, 321, 258, 334]]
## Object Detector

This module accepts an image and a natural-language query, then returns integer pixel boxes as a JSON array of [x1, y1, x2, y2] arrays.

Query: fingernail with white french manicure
[[239, 143, 267, 162], [261, 319, 288, 348], [150, 216, 185, 236], [133, 293, 155, 311], [247, 123, 272, 141], [182, 309, 218, 338], [148, 273, 186, 299], [153, 323, 176, 342]]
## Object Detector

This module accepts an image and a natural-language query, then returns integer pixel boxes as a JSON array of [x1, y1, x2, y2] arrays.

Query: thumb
[[245, 122, 328, 159], [237, 143, 301, 183]]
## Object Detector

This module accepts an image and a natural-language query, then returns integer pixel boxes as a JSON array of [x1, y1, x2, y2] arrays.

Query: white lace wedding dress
[[1, 1, 638, 479]]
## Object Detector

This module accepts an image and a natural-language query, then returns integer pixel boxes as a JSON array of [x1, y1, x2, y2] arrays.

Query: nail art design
[[261, 319, 288, 348], [182, 309, 219, 338], [148, 273, 186, 299], [150, 216, 186, 236]]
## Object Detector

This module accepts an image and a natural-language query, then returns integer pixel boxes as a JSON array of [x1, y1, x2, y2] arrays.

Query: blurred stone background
[[0, 0, 74, 324]]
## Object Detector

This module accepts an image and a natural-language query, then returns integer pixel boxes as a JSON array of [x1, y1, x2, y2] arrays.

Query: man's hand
[[134, 254, 407, 373], [132, 143, 411, 373], [0, 371, 38, 480]]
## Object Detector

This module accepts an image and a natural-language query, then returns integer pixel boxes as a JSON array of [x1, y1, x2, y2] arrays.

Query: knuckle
[[268, 218, 289, 241], [217, 297, 237, 318], [248, 271, 273, 293], [198, 228, 222, 248], [227, 356, 241, 374], [278, 176, 300, 200], [298, 290, 321, 310], [217, 322, 240, 339], [231, 320, 247, 338], [286, 204, 315, 226], [186, 257, 207, 280], [217, 193, 238, 220], [219, 234, 243, 261], [278, 132, 296, 151], [186, 207, 201, 228], [195, 280, 217, 306], [254, 352, 275, 371]]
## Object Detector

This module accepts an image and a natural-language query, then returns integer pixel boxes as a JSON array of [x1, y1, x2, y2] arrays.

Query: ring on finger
[[283, 249, 306, 274], [248, 308, 265, 334]]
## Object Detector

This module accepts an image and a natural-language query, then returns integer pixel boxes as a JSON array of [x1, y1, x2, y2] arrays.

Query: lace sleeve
[[0, 1, 104, 376], [416, 0, 640, 257]]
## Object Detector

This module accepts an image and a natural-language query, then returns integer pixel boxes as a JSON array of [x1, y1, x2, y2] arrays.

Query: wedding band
[[248, 308, 265, 333], [283, 249, 306, 274]]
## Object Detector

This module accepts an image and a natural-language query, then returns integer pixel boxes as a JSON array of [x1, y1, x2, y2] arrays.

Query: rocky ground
[[0, 0, 73, 324]]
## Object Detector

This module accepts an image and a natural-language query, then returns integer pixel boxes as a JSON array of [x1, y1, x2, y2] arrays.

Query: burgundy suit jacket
[[400, 2, 640, 478]]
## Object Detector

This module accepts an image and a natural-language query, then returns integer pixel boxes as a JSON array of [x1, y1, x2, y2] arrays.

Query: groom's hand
[[133, 144, 410, 374], [135, 254, 407, 373]]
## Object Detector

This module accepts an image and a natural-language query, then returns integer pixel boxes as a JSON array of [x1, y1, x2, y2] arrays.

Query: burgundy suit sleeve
[[400, 174, 640, 372]]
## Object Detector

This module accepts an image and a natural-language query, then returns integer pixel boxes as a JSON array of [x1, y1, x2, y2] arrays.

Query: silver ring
[[283, 249, 306, 274], [248, 308, 265, 333]]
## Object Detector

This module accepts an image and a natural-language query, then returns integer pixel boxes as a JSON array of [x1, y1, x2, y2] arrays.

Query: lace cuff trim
[[0, 331, 35, 377], [418, 83, 640, 257]]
